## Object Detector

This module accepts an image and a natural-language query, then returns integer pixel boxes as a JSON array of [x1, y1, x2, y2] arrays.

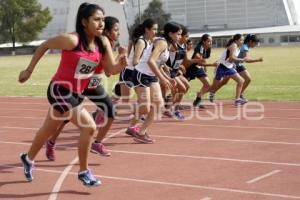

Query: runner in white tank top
[[128, 21, 181, 144], [209, 34, 247, 106]]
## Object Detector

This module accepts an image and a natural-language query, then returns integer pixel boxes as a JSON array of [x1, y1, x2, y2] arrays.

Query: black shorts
[[119, 68, 135, 88], [184, 64, 207, 81], [83, 85, 116, 119], [170, 68, 179, 78], [47, 81, 84, 114], [236, 64, 247, 73], [132, 69, 158, 87], [112, 82, 121, 97]]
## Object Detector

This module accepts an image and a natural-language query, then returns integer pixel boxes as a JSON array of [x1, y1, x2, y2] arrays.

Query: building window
[[268, 38, 275, 43], [258, 38, 264, 43], [289, 35, 300, 42], [280, 36, 288, 43]]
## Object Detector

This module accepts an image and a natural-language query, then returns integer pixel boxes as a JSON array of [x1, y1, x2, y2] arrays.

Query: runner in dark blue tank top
[[159, 26, 191, 120], [184, 34, 217, 108]]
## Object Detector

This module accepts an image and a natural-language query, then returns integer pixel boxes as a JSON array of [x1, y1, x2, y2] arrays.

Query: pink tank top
[[52, 37, 103, 93]]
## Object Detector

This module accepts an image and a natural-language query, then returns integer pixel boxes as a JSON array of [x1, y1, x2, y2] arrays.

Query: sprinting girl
[[45, 16, 126, 161], [209, 34, 263, 103], [18, 3, 127, 187], [184, 34, 216, 108], [162, 25, 191, 120], [209, 34, 246, 106], [123, 18, 160, 136], [110, 20, 154, 126], [128, 22, 181, 143], [91, 16, 126, 123]]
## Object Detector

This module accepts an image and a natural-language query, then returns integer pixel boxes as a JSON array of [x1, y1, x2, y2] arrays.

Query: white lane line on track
[[3, 128, 300, 146], [2, 140, 300, 167], [2, 118, 300, 131], [157, 122, 300, 131], [48, 129, 125, 200], [1, 126, 39, 130], [0, 115, 43, 119], [200, 197, 212, 200], [247, 170, 281, 184], [1, 108, 47, 111], [2, 164, 300, 199], [110, 150, 300, 167], [152, 135, 300, 146]]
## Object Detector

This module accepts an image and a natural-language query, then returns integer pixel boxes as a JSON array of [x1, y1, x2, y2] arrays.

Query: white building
[[124, 0, 299, 28], [123, 0, 300, 46]]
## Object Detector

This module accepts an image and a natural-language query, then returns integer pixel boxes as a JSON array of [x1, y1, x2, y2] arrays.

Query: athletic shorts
[[132, 69, 158, 87], [235, 64, 247, 73], [83, 85, 115, 119], [184, 64, 207, 81], [214, 63, 238, 81], [48, 81, 115, 119], [47, 81, 84, 114], [169, 68, 179, 78], [119, 68, 135, 88], [112, 82, 121, 97]]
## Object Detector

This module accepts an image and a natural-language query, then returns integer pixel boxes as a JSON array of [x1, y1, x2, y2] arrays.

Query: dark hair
[[225, 33, 242, 47], [244, 34, 259, 44], [163, 22, 182, 43], [198, 34, 212, 58], [192, 34, 211, 59], [131, 18, 156, 43], [75, 2, 106, 53], [181, 25, 189, 37], [104, 16, 119, 34], [186, 39, 192, 44]]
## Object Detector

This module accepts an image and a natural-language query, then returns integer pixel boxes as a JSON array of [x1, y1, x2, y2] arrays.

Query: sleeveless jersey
[[52, 36, 102, 93], [167, 43, 186, 70], [218, 43, 240, 68]]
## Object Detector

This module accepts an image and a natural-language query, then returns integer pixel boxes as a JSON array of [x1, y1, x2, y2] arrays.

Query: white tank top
[[134, 37, 154, 76], [218, 44, 240, 69], [153, 37, 170, 71], [126, 47, 135, 70], [135, 37, 170, 76], [156, 47, 170, 67]]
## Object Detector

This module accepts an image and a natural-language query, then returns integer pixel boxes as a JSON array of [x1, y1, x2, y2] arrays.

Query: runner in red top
[[44, 16, 126, 160], [18, 3, 127, 187]]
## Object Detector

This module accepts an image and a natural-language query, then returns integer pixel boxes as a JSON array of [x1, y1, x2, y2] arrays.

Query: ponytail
[[131, 18, 156, 44], [226, 33, 242, 47]]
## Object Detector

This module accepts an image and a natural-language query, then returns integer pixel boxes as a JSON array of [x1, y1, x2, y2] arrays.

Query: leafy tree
[[0, 0, 52, 54], [129, 0, 171, 37]]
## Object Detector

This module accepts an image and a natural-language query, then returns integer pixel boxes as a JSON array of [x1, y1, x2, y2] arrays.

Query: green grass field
[[0, 46, 299, 101]]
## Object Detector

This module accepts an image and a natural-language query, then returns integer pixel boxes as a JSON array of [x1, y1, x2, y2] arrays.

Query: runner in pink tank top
[[44, 16, 126, 160], [18, 3, 127, 187], [52, 39, 102, 93]]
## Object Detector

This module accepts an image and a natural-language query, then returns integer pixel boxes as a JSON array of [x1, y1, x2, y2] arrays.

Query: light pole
[[138, 0, 141, 24], [112, 0, 141, 24]]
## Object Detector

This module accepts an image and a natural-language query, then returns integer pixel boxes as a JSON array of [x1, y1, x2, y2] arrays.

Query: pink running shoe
[[163, 110, 173, 118], [91, 142, 111, 156], [125, 125, 140, 136], [92, 109, 105, 126], [133, 133, 155, 144], [46, 140, 56, 161]]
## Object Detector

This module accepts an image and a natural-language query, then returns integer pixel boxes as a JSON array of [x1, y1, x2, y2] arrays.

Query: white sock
[[25, 154, 34, 164], [79, 169, 89, 175]]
